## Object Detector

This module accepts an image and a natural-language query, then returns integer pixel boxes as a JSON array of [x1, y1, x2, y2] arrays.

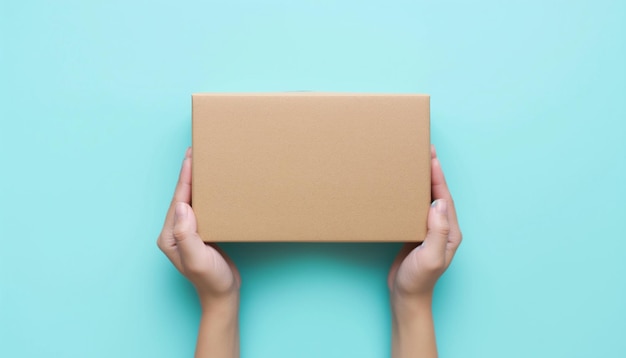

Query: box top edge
[[192, 93, 430, 97]]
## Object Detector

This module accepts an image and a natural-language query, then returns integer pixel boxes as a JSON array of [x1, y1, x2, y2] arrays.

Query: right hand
[[388, 145, 462, 301]]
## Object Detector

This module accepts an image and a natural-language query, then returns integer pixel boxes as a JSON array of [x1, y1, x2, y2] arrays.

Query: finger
[[157, 235, 183, 271], [431, 155, 462, 254], [173, 147, 192, 204], [421, 199, 450, 263], [172, 202, 208, 272], [163, 148, 193, 232]]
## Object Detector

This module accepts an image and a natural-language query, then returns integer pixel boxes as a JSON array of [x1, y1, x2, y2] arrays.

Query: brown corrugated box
[[192, 93, 430, 242]]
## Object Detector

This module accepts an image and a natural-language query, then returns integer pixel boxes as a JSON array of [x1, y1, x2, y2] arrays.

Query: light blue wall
[[1, 1, 625, 357]]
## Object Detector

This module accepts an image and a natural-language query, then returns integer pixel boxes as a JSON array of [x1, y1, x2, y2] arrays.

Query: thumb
[[172, 202, 206, 264], [422, 199, 450, 260]]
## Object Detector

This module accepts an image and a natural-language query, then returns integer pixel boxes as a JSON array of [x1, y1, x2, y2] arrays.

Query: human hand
[[157, 147, 240, 307], [388, 145, 462, 301], [388, 146, 462, 358], [158, 148, 240, 358]]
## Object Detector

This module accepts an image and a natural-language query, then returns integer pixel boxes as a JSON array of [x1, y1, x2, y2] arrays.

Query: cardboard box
[[192, 93, 430, 242]]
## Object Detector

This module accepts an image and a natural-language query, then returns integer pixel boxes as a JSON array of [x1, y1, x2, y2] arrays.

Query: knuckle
[[172, 227, 187, 242], [156, 235, 165, 250], [439, 223, 451, 236]]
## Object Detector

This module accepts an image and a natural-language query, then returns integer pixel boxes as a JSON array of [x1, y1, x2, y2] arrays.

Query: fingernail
[[437, 199, 448, 215], [175, 202, 187, 220], [185, 147, 192, 158]]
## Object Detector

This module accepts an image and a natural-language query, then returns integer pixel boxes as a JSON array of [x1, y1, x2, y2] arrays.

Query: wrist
[[195, 292, 240, 358], [391, 293, 438, 358], [199, 291, 240, 318], [391, 291, 433, 326]]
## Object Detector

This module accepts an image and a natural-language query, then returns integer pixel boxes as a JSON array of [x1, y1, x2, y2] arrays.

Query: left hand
[[157, 147, 240, 305]]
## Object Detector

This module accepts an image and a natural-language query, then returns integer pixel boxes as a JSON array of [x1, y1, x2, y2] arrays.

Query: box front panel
[[192, 94, 430, 242]]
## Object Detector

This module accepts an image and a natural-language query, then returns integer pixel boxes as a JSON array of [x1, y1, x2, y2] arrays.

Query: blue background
[[1, 0, 625, 357]]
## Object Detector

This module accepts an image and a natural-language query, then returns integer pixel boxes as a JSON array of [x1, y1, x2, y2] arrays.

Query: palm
[[389, 242, 447, 296], [193, 243, 240, 294]]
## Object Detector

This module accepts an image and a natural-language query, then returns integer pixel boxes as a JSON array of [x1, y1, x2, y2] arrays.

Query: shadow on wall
[[216, 242, 464, 316], [219, 242, 404, 273]]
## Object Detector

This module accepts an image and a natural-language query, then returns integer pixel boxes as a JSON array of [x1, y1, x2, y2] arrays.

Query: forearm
[[195, 295, 240, 358], [391, 295, 437, 358]]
